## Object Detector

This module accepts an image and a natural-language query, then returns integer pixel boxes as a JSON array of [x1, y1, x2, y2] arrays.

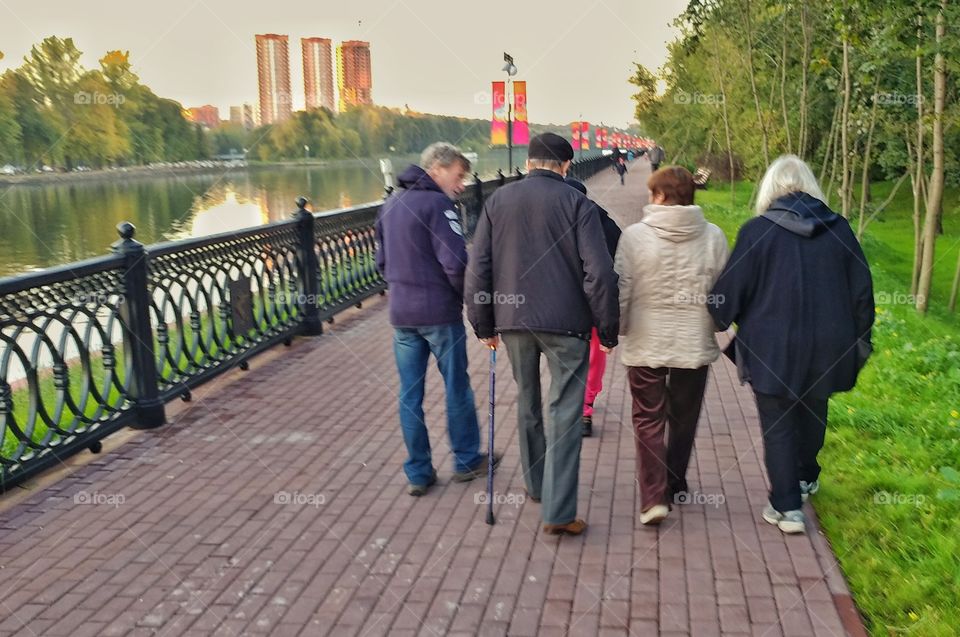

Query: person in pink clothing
[[564, 177, 622, 437]]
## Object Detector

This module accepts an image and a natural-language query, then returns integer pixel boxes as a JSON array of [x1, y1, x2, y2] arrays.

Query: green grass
[[698, 182, 960, 636]]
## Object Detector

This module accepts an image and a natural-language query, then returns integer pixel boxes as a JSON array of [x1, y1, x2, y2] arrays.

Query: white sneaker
[[800, 480, 820, 502], [762, 504, 805, 534], [639, 504, 669, 525]]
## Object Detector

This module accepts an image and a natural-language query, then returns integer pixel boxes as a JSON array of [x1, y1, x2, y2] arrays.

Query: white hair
[[420, 142, 470, 171], [755, 154, 826, 215]]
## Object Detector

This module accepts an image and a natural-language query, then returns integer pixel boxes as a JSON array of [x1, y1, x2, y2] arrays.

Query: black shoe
[[408, 469, 438, 496], [582, 415, 593, 437], [451, 454, 501, 483]]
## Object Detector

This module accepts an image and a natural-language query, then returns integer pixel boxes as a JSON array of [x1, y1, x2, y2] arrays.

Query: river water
[[0, 149, 521, 277]]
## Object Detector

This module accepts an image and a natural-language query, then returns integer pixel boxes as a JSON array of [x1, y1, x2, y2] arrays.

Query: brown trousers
[[627, 366, 709, 512]]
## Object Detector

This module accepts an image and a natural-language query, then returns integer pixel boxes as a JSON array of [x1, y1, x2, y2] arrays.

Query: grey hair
[[527, 158, 567, 171], [420, 142, 470, 171], [755, 154, 826, 215]]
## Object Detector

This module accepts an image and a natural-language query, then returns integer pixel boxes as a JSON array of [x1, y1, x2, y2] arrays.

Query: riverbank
[[0, 156, 421, 188]]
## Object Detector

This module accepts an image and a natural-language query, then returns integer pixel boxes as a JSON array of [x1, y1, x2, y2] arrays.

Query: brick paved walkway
[[0, 161, 866, 636]]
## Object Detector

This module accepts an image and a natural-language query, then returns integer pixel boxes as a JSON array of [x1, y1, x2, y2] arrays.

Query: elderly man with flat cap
[[465, 132, 619, 536]]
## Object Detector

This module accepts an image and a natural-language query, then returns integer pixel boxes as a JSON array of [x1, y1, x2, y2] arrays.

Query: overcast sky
[[0, 0, 688, 127]]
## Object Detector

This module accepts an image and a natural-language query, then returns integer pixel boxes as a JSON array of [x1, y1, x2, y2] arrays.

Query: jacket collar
[[526, 168, 565, 182]]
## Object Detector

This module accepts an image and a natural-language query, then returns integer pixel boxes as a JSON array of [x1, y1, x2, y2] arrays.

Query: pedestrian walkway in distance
[[0, 159, 867, 636]]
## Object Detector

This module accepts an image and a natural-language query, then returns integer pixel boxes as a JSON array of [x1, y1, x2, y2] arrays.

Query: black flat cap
[[528, 132, 575, 162]]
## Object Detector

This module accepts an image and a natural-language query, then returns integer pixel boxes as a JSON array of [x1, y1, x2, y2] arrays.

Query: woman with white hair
[[708, 155, 874, 534]]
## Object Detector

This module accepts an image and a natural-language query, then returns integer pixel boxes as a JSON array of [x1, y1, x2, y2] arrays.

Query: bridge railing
[[0, 155, 608, 489]]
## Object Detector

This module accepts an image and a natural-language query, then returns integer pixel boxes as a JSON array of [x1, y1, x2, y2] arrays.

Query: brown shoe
[[542, 519, 587, 536]]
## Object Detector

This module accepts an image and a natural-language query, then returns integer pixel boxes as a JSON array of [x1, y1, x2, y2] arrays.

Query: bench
[[693, 167, 711, 189]]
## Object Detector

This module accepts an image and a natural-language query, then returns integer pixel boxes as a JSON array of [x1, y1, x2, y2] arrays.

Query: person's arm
[[707, 224, 755, 331], [844, 226, 875, 366], [613, 232, 633, 336], [465, 201, 496, 340], [428, 199, 468, 297], [597, 206, 622, 258], [578, 202, 620, 348]]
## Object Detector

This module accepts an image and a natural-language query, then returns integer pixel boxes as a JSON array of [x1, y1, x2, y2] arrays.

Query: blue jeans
[[393, 323, 482, 485]]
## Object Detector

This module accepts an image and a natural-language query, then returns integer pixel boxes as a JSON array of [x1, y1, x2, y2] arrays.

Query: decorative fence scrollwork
[[0, 256, 132, 486], [0, 156, 607, 488]]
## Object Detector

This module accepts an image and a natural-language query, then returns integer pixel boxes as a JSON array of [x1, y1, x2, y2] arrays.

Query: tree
[[916, 0, 947, 313], [0, 70, 63, 167], [21, 37, 84, 111], [0, 66, 23, 164]]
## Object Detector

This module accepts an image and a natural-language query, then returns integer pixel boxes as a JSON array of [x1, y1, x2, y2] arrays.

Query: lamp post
[[502, 52, 518, 173], [578, 112, 584, 161]]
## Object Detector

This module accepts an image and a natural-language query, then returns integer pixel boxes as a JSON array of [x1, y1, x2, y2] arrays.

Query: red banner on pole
[[491, 82, 507, 145], [512, 81, 529, 146], [580, 122, 590, 150]]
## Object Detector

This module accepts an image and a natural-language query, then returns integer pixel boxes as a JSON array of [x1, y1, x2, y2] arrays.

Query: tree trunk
[[818, 99, 841, 185], [911, 4, 925, 296], [826, 107, 842, 207], [741, 0, 770, 166], [840, 14, 852, 218], [798, 0, 811, 159], [857, 76, 881, 239], [916, 0, 946, 314], [710, 25, 737, 206], [780, 3, 793, 154], [949, 249, 960, 312]]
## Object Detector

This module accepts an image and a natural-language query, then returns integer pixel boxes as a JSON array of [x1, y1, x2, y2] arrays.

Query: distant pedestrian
[[466, 133, 619, 536], [375, 142, 498, 497], [708, 155, 874, 534], [648, 145, 665, 172], [565, 177, 622, 437], [614, 155, 628, 186], [616, 166, 728, 525]]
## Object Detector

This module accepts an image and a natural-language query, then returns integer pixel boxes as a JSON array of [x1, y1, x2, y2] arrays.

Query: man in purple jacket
[[375, 143, 494, 496]]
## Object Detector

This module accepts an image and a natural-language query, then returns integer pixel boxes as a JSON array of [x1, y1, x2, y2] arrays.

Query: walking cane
[[485, 345, 496, 525]]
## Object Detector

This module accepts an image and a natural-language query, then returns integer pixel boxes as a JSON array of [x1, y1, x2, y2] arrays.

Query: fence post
[[295, 196, 323, 336], [111, 222, 165, 429]]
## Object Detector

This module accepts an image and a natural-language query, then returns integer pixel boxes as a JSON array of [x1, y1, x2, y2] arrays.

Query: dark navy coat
[[375, 165, 468, 327], [708, 192, 875, 399]]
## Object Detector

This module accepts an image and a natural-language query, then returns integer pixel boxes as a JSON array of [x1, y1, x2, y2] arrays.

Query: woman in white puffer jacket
[[614, 166, 729, 525]]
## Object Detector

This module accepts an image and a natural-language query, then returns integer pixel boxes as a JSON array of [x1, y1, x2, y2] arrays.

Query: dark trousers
[[627, 366, 709, 511], [502, 332, 589, 525], [753, 392, 828, 512]]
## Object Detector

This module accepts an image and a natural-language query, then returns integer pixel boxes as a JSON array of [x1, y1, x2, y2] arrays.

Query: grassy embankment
[[698, 181, 960, 636]]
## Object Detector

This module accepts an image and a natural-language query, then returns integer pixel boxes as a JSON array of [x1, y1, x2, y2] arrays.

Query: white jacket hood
[[641, 204, 707, 243]]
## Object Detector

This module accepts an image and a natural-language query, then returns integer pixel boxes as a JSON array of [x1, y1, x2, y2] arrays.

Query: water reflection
[[0, 149, 514, 277]]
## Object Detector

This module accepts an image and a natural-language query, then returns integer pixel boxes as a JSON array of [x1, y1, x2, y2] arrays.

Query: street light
[[502, 53, 518, 173]]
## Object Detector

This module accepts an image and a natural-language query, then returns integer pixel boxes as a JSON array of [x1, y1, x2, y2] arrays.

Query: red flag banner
[[512, 81, 529, 146], [491, 81, 507, 145], [571, 122, 581, 149], [580, 122, 590, 150]]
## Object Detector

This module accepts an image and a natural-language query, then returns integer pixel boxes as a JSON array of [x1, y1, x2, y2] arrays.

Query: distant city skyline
[[255, 33, 293, 125], [336, 40, 372, 112], [0, 0, 688, 127], [302, 37, 335, 112]]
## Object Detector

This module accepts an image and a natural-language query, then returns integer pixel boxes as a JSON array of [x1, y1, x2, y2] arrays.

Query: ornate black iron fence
[[0, 156, 608, 489]]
